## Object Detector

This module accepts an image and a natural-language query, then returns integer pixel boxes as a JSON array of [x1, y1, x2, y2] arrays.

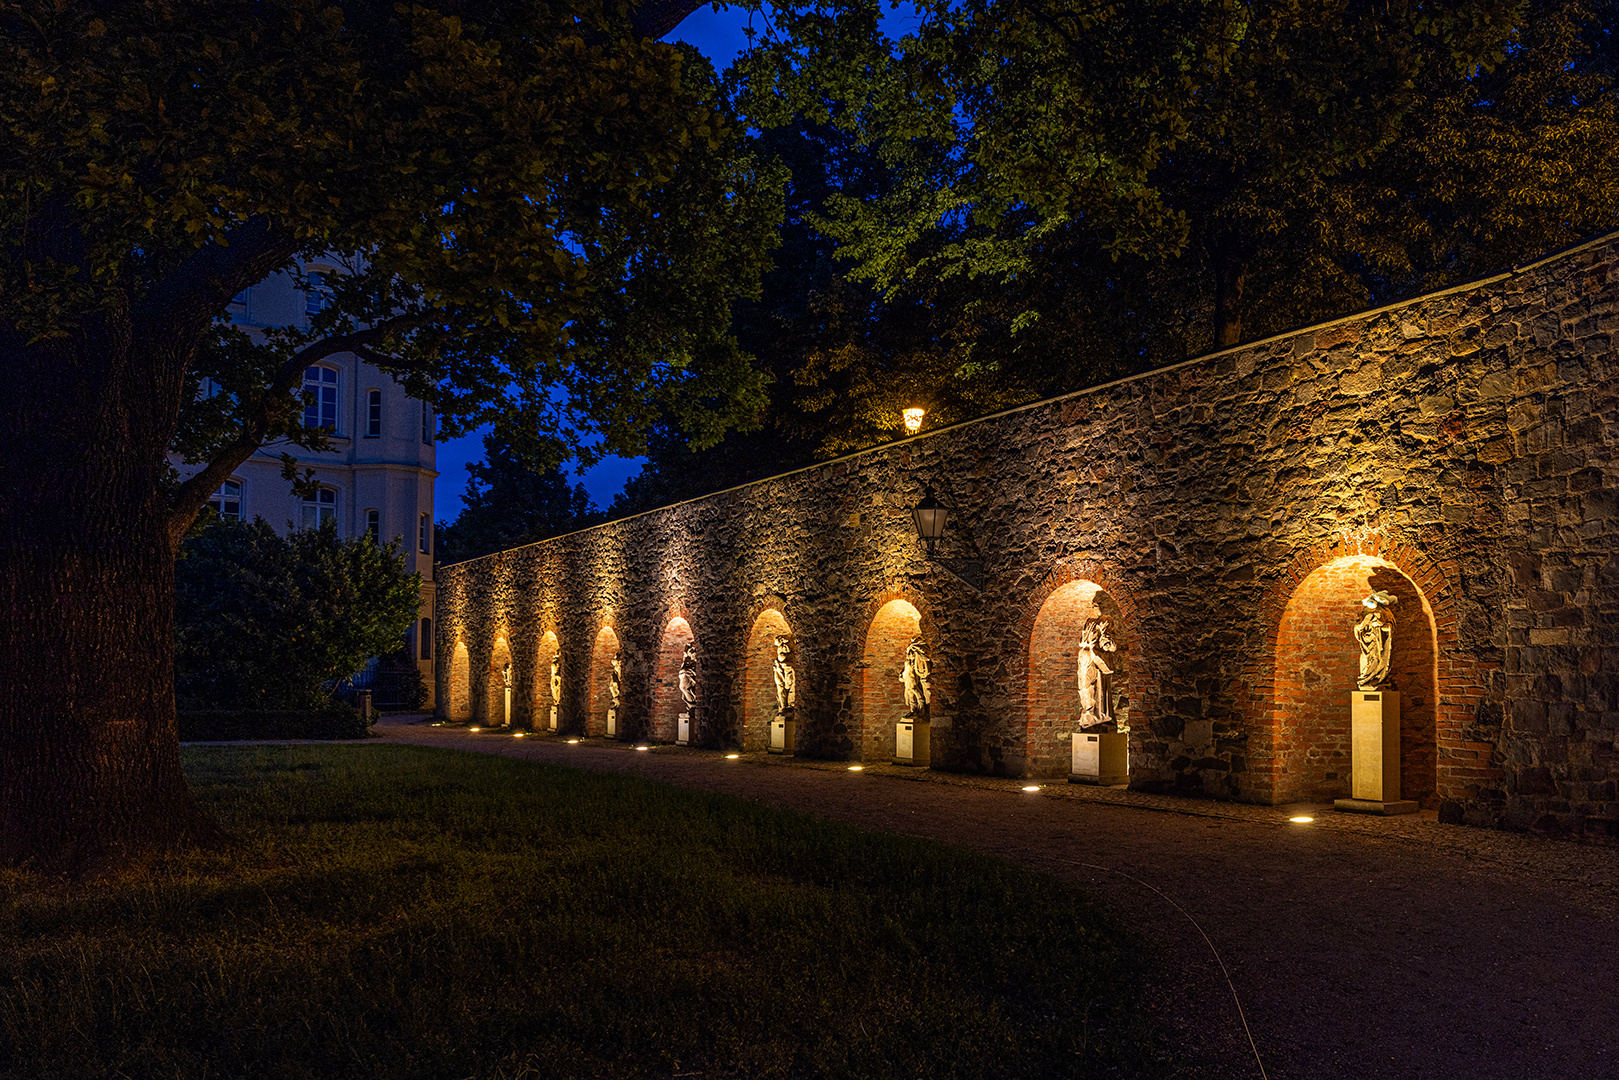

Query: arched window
[[303, 366, 339, 431], [305, 270, 330, 316], [302, 487, 337, 531], [208, 479, 243, 522], [365, 508, 380, 540], [365, 389, 383, 437]]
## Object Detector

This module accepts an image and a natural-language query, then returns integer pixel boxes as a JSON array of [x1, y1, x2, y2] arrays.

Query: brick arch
[[448, 640, 471, 723], [855, 585, 941, 764], [588, 625, 621, 738], [486, 635, 513, 727], [1016, 561, 1155, 779], [534, 628, 561, 731], [651, 615, 695, 743], [742, 607, 792, 752], [1240, 530, 1485, 806]]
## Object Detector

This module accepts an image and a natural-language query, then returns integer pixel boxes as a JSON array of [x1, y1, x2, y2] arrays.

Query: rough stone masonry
[[437, 232, 1619, 843]]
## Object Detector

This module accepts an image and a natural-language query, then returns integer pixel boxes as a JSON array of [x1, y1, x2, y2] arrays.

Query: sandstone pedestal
[[769, 716, 795, 755], [1070, 730, 1129, 786], [1334, 689, 1418, 815], [895, 718, 930, 767], [548, 705, 557, 731], [502, 688, 512, 728], [606, 707, 617, 737], [677, 711, 691, 746]]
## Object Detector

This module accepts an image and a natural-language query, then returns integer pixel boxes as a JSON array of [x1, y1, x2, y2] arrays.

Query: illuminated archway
[[859, 599, 924, 762], [486, 636, 513, 726], [534, 629, 561, 730], [588, 626, 620, 738], [742, 608, 792, 752], [1271, 556, 1437, 805], [651, 616, 694, 743], [448, 641, 471, 723], [1026, 579, 1132, 780]]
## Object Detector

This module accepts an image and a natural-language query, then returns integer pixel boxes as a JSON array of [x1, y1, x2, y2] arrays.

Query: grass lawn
[[1, 745, 1159, 1079]]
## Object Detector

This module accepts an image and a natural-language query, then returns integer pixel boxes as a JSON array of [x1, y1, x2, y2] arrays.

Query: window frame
[[419, 618, 433, 661], [207, 478, 244, 523], [301, 486, 338, 532], [302, 364, 340, 433], [365, 388, 383, 438], [418, 513, 431, 554]]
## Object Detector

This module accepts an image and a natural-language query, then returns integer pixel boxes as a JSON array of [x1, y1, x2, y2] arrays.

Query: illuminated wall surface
[[438, 233, 1619, 840]]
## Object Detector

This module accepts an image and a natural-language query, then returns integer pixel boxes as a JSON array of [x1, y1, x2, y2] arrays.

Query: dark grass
[[1, 745, 1161, 1079]]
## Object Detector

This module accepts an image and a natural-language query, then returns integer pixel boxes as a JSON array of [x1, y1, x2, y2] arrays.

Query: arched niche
[[487, 636, 513, 727], [448, 641, 471, 723], [652, 616, 695, 743], [589, 626, 620, 738], [859, 598, 926, 763], [743, 609, 792, 752], [534, 629, 561, 730], [1026, 579, 1132, 779], [1272, 555, 1437, 805]]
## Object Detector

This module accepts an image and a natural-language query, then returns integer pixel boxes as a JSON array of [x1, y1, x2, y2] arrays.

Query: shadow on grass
[[1, 745, 1165, 1079]]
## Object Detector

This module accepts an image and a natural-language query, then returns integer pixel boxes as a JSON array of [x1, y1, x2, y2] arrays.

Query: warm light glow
[[848, 765, 864, 771], [567, 739, 579, 744], [513, 731, 526, 738], [903, 407, 925, 434], [635, 745, 650, 752], [726, 753, 740, 760], [1290, 816, 1314, 823], [469, 726, 480, 732], [1022, 785, 1041, 792]]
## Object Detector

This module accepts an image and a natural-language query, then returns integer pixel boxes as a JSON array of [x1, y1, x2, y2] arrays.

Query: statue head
[[1360, 590, 1398, 622], [611, 652, 621, 674], [906, 636, 929, 660], [774, 634, 792, 661], [681, 643, 698, 670]]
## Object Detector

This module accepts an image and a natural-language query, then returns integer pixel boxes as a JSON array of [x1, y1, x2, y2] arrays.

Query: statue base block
[[606, 708, 617, 737], [1351, 689, 1401, 801], [1071, 731, 1129, 786], [894, 718, 930, 767], [548, 706, 557, 732], [769, 717, 795, 755], [677, 712, 691, 746], [1334, 797, 1419, 816]]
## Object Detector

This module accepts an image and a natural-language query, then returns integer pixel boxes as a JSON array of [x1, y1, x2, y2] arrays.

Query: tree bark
[[0, 318, 218, 874], [1213, 255, 1247, 349]]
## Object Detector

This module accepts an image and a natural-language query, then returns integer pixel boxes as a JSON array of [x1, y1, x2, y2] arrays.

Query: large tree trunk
[[1213, 255, 1247, 349], [0, 319, 217, 874]]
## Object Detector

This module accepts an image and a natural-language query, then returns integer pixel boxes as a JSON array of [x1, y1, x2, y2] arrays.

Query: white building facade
[[175, 259, 438, 705]]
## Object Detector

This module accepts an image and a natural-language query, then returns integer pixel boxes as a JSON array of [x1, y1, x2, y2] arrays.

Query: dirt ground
[[369, 718, 1619, 1080]]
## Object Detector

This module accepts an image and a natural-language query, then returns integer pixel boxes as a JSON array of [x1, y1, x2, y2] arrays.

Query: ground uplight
[[848, 765, 864, 771], [635, 745, 650, 752], [725, 753, 739, 760], [567, 739, 579, 745], [468, 727, 480, 733], [1022, 785, 1041, 792], [1289, 816, 1314, 823]]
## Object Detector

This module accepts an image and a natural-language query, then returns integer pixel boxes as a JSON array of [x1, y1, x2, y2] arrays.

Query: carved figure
[[549, 655, 561, 705], [901, 637, 932, 717], [609, 653, 622, 709], [502, 662, 512, 690], [1355, 591, 1398, 689], [1076, 620, 1116, 729], [772, 634, 796, 714], [678, 643, 699, 711]]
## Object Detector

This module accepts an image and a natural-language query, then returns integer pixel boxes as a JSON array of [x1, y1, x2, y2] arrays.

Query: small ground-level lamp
[[903, 407, 925, 435], [912, 484, 948, 555]]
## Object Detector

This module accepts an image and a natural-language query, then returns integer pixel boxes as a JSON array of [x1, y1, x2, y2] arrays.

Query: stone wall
[[437, 233, 1619, 843]]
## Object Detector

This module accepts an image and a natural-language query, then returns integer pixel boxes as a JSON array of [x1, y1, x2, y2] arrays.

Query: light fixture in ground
[[848, 765, 864, 771], [903, 407, 925, 434], [1022, 785, 1041, 792], [513, 731, 525, 738], [567, 739, 579, 745], [1289, 816, 1314, 823], [635, 745, 650, 752], [725, 753, 739, 760], [469, 726, 480, 733]]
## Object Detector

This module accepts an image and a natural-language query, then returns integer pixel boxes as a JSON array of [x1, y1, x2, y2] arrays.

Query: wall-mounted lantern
[[903, 407, 925, 435], [911, 484, 948, 555]]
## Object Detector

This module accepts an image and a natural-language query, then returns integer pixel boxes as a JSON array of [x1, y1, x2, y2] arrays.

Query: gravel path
[[369, 718, 1619, 1080]]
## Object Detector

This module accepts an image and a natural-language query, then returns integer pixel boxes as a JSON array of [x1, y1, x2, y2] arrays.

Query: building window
[[421, 401, 434, 445], [305, 271, 329, 317], [418, 513, 431, 554], [302, 488, 337, 531], [365, 389, 382, 437], [208, 479, 242, 522], [303, 366, 339, 431], [365, 508, 380, 541], [419, 618, 433, 661]]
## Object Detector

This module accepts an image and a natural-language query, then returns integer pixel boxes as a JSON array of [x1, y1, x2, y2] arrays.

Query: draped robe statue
[[902, 637, 932, 718], [1076, 621, 1116, 729], [1355, 591, 1398, 689], [772, 635, 796, 715], [678, 643, 699, 711]]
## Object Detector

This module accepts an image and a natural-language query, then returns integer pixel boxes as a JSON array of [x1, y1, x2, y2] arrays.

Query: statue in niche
[[678, 643, 700, 712], [608, 653, 622, 710], [502, 662, 512, 690], [1355, 591, 1398, 689], [1076, 620, 1117, 730], [901, 636, 932, 718], [549, 655, 561, 705], [772, 634, 796, 715]]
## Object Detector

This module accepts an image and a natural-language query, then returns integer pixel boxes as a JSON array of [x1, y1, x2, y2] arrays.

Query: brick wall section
[[743, 608, 791, 752], [437, 234, 1619, 843], [534, 629, 560, 722], [860, 599, 923, 762], [588, 625, 619, 739], [651, 617, 694, 743]]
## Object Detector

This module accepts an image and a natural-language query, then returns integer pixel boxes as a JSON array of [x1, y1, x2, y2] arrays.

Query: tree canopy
[[436, 431, 602, 564]]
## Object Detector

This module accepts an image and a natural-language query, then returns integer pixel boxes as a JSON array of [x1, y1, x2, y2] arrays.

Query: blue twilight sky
[[432, 4, 764, 518]]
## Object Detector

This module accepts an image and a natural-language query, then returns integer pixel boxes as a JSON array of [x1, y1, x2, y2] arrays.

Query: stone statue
[[901, 636, 931, 718], [772, 634, 796, 715], [608, 653, 621, 709], [502, 662, 512, 690], [678, 643, 699, 711], [1355, 591, 1398, 689], [549, 655, 561, 705], [1076, 620, 1116, 729]]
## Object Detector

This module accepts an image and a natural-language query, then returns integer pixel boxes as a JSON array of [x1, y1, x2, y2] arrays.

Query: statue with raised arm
[[609, 653, 621, 709], [1355, 591, 1398, 689], [549, 655, 561, 706], [1076, 620, 1116, 729], [678, 643, 699, 711], [901, 636, 932, 718], [772, 634, 796, 715]]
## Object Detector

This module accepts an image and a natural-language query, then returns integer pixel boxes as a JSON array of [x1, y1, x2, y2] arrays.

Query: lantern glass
[[903, 408, 925, 435], [912, 489, 947, 547]]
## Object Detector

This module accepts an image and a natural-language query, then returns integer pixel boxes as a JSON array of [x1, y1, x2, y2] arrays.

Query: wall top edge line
[[439, 227, 1619, 572]]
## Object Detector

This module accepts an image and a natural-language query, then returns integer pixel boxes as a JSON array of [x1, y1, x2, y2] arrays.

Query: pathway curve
[[372, 718, 1619, 1080]]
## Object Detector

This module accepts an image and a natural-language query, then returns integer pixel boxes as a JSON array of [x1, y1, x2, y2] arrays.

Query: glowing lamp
[[911, 485, 947, 555], [903, 407, 925, 435], [1022, 785, 1041, 792], [635, 745, 650, 752], [1289, 816, 1314, 824], [567, 739, 579, 745], [513, 731, 526, 738], [469, 727, 480, 733], [726, 753, 740, 760], [848, 765, 864, 771]]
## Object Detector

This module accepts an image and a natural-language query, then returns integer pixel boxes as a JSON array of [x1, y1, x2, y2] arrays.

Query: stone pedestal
[[1335, 689, 1418, 815], [894, 718, 930, 767], [548, 705, 557, 731], [677, 711, 691, 746], [606, 708, 617, 737], [1070, 730, 1129, 785], [769, 715, 796, 755], [503, 688, 512, 728]]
